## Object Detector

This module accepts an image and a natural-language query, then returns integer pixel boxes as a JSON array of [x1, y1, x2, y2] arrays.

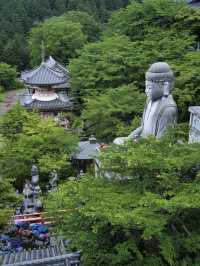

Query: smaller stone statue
[[48, 170, 59, 192], [31, 164, 39, 185], [22, 165, 43, 214], [31, 164, 38, 176], [15, 206, 22, 215], [77, 170, 84, 179], [33, 194, 43, 212], [114, 62, 177, 145], [23, 198, 34, 214], [34, 184, 42, 196], [23, 180, 33, 198]]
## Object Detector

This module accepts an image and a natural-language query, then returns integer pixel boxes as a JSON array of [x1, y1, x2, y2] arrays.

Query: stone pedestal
[[189, 106, 200, 143]]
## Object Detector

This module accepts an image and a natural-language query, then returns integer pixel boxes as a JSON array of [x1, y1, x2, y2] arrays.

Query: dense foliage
[[1, 0, 200, 264], [0, 63, 19, 91], [0, 178, 20, 228], [0, 0, 129, 69], [70, 0, 200, 123], [0, 105, 78, 189], [78, 85, 145, 142], [29, 11, 100, 65], [46, 134, 200, 265]]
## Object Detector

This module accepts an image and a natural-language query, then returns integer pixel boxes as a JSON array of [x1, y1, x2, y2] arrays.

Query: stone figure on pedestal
[[23, 181, 33, 198], [48, 170, 59, 192], [114, 62, 177, 145], [22, 165, 43, 214], [31, 164, 39, 185]]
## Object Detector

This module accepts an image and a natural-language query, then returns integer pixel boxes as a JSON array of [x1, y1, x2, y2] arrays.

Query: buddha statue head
[[145, 62, 174, 101]]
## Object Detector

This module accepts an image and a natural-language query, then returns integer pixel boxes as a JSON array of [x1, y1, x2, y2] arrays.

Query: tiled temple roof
[[25, 98, 74, 111], [20, 93, 75, 111], [45, 56, 69, 75], [21, 57, 70, 86], [73, 136, 100, 160]]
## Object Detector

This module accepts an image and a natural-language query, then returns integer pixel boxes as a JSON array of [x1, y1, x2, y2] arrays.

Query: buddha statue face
[[145, 80, 172, 101], [145, 62, 174, 101]]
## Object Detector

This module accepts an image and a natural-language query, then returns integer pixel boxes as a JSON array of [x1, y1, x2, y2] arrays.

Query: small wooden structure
[[73, 136, 100, 173]]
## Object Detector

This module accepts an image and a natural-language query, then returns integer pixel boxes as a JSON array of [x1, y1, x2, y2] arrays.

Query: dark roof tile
[[21, 57, 70, 86], [24, 98, 74, 111]]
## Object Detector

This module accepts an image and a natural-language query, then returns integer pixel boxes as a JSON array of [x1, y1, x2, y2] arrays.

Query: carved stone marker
[[189, 106, 200, 143], [22, 165, 42, 214], [114, 62, 178, 145]]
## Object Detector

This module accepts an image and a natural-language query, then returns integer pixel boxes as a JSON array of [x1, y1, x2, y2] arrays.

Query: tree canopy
[[0, 178, 20, 228], [0, 63, 19, 91], [78, 85, 145, 142], [0, 105, 78, 189], [29, 15, 87, 65], [69, 0, 200, 124], [46, 133, 200, 265], [0, 0, 129, 69], [1, 0, 200, 264]]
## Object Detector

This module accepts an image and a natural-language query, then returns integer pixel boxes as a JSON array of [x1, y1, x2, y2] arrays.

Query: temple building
[[20, 56, 74, 119], [73, 136, 100, 173]]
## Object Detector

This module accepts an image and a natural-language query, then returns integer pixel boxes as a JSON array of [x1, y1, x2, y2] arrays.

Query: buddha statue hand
[[113, 126, 142, 145], [127, 126, 143, 140], [113, 136, 129, 145]]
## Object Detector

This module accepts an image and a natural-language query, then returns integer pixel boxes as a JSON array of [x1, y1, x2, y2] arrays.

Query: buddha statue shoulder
[[114, 62, 177, 145]]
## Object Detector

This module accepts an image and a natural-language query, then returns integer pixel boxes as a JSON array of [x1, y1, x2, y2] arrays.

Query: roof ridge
[[27, 64, 44, 80], [42, 63, 65, 78], [26, 63, 64, 84]]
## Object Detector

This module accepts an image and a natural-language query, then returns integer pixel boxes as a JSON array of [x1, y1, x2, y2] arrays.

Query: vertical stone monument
[[22, 165, 42, 214], [189, 106, 200, 143]]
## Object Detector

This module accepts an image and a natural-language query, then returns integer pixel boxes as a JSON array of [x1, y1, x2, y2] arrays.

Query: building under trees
[[20, 56, 74, 126]]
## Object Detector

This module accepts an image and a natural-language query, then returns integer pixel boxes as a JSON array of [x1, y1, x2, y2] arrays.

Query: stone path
[[0, 90, 24, 115]]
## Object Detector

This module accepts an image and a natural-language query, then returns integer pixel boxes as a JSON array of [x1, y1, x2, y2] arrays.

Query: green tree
[[106, 0, 188, 41], [0, 103, 29, 140], [104, 0, 200, 122], [0, 0, 53, 69], [29, 15, 87, 65], [46, 135, 200, 265], [69, 30, 193, 99], [0, 177, 19, 228], [0, 105, 78, 189], [70, 0, 200, 123], [70, 35, 141, 99], [62, 11, 101, 42], [0, 63, 19, 91], [173, 51, 200, 122], [79, 85, 145, 142], [2, 34, 29, 70], [0, 0, 130, 69], [67, 0, 130, 21]]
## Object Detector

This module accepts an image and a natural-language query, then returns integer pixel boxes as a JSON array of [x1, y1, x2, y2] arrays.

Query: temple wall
[[189, 106, 200, 143]]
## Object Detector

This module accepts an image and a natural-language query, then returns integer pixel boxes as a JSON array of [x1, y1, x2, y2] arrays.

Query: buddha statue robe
[[114, 62, 178, 145]]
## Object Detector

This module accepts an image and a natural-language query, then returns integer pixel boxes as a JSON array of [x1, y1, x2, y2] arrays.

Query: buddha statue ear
[[163, 81, 170, 96]]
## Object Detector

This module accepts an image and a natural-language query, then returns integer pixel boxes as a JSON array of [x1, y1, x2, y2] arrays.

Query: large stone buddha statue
[[114, 62, 177, 145]]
